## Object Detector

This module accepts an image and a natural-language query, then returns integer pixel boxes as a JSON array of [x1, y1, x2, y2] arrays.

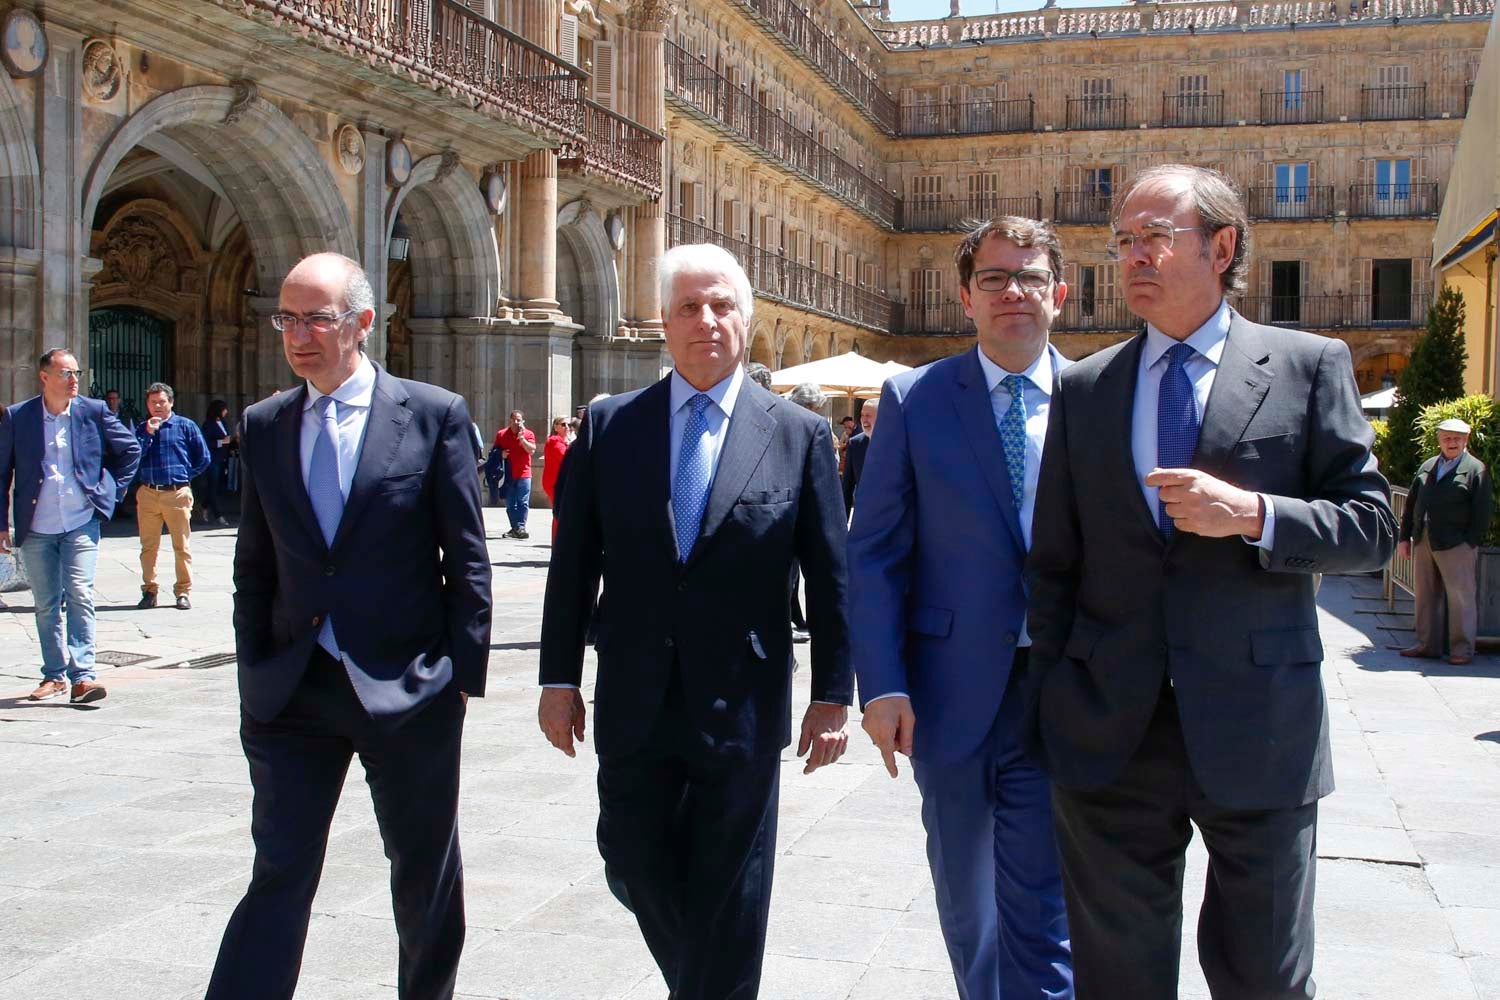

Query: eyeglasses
[[971, 268, 1054, 293], [270, 308, 356, 334], [45, 367, 86, 380], [1106, 226, 1202, 261]]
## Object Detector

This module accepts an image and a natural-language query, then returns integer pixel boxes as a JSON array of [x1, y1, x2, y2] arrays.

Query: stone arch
[[0, 70, 39, 249], [808, 330, 832, 361], [1351, 336, 1413, 370], [777, 329, 801, 369], [82, 84, 356, 291], [748, 320, 776, 368], [556, 199, 622, 337], [386, 154, 500, 319]]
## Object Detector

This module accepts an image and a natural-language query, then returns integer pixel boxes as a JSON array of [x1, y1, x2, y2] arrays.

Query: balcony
[[900, 98, 1036, 137], [1361, 84, 1428, 121], [1055, 299, 1140, 333], [1247, 186, 1336, 220], [237, 0, 586, 144], [1161, 93, 1224, 128], [898, 194, 1045, 231], [1066, 96, 1130, 130], [559, 100, 664, 199], [666, 214, 895, 333], [664, 41, 898, 228], [1347, 182, 1440, 218], [891, 301, 974, 336], [1053, 188, 1114, 225], [1233, 293, 1431, 329], [734, 0, 899, 133], [1259, 89, 1324, 125]]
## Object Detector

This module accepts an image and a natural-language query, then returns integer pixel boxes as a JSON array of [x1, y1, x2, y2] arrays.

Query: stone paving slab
[[0, 513, 1497, 998]]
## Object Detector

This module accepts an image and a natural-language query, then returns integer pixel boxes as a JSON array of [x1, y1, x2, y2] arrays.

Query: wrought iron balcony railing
[[1233, 293, 1432, 329], [899, 98, 1036, 136], [1259, 89, 1324, 125], [240, 0, 587, 141], [1361, 84, 1428, 121], [1246, 185, 1336, 220], [666, 214, 895, 333], [735, 0, 899, 133], [665, 41, 898, 228], [898, 194, 1045, 231], [891, 297, 1141, 335], [1053, 188, 1114, 225], [559, 99, 664, 199], [891, 301, 974, 336], [1161, 93, 1224, 127], [1347, 182, 1440, 218], [1056, 298, 1141, 332], [1066, 95, 1129, 130]]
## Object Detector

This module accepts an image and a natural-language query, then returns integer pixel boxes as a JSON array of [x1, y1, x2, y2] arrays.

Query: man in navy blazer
[[206, 253, 492, 1000], [840, 398, 877, 513], [538, 244, 852, 999], [849, 217, 1073, 999], [1, 348, 140, 704]]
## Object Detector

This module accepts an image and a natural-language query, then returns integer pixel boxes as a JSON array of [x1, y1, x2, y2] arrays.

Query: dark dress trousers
[[207, 365, 492, 1000], [540, 375, 852, 1000], [1027, 316, 1393, 999]]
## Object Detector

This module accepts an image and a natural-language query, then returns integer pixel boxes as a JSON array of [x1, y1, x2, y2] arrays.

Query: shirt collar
[[304, 356, 376, 411], [1143, 299, 1232, 370], [43, 399, 72, 422], [670, 365, 744, 420], [976, 343, 1054, 399]]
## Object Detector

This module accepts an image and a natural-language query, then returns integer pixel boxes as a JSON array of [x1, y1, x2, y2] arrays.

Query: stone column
[[621, 0, 671, 337], [34, 25, 87, 350], [247, 295, 289, 400], [358, 129, 391, 365], [516, 150, 563, 319], [0, 248, 42, 403]]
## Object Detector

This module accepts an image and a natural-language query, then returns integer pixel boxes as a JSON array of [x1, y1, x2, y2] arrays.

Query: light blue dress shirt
[[33, 402, 97, 536], [668, 366, 743, 486], [1131, 299, 1276, 550]]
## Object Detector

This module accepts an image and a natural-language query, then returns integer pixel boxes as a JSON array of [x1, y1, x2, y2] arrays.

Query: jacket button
[[311, 616, 321, 627], [664, 637, 674, 648], [324, 566, 335, 576], [1002, 632, 1017, 645]]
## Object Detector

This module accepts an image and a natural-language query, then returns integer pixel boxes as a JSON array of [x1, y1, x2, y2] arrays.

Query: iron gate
[[88, 307, 173, 422]]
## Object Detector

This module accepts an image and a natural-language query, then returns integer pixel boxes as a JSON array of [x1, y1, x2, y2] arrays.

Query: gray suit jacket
[[1027, 313, 1394, 811]]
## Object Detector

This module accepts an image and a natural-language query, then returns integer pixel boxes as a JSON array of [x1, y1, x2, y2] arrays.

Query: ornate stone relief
[[434, 150, 462, 184], [82, 40, 122, 102], [625, 0, 676, 30], [222, 81, 258, 126], [334, 124, 365, 175], [96, 218, 180, 295], [0, 9, 47, 78]]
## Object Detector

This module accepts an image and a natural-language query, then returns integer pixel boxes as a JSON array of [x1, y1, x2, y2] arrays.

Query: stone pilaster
[[0, 248, 42, 403], [34, 24, 86, 349], [621, 3, 670, 337], [247, 295, 289, 400], [358, 129, 391, 366], [517, 150, 564, 320]]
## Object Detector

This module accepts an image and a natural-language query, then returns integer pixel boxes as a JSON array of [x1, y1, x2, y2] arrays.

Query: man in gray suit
[[1028, 165, 1394, 999]]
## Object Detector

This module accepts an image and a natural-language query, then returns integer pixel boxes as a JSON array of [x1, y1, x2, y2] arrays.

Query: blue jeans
[[19, 519, 101, 683], [507, 476, 531, 531]]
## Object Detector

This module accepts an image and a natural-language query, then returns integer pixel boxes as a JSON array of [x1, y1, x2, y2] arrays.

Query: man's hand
[[861, 696, 915, 777], [538, 687, 586, 757], [797, 703, 849, 774], [1147, 468, 1263, 539], [1398, 539, 1412, 560], [145, 416, 163, 435], [0, 530, 10, 553]]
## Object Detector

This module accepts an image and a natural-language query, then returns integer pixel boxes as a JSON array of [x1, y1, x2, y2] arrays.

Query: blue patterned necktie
[[1156, 342, 1200, 537], [672, 393, 714, 562], [998, 374, 1028, 513], [308, 395, 344, 547]]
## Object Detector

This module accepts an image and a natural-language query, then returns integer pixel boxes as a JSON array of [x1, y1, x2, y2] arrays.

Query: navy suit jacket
[[848, 345, 1069, 764], [232, 365, 492, 723], [539, 375, 853, 759], [842, 431, 869, 512], [0, 395, 141, 545]]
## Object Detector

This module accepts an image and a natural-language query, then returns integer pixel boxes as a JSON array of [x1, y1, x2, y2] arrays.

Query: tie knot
[[1164, 343, 1196, 369], [1001, 374, 1028, 398], [689, 393, 712, 416], [316, 395, 337, 418]]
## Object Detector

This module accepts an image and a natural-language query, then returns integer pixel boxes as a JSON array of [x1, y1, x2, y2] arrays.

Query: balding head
[[277, 252, 376, 395]]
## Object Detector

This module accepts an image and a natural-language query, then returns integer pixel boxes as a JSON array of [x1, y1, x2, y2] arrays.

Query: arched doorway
[[88, 306, 174, 423]]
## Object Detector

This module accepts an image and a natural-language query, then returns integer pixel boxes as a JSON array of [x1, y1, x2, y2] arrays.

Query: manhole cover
[[96, 650, 154, 666], [149, 652, 237, 671]]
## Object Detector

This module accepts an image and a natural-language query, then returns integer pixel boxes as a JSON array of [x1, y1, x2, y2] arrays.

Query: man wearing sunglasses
[[1028, 165, 1393, 998], [0, 349, 140, 704], [849, 217, 1073, 999]]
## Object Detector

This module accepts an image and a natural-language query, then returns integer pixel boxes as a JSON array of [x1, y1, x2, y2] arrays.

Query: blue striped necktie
[[1156, 343, 1199, 537], [998, 374, 1028, 512], [672, 394, 713, 562]]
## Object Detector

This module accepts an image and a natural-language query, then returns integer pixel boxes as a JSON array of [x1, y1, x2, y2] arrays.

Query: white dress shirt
[[1131, 300, 1275, 551], [33, 402, 97, 536]]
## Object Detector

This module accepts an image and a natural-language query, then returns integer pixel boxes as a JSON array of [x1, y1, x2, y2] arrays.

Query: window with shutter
[[560, 14, 578, 65], [594, 40, 616, 111]]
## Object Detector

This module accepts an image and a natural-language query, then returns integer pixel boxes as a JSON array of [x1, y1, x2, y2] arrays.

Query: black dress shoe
[[137, 591, 157, 610]]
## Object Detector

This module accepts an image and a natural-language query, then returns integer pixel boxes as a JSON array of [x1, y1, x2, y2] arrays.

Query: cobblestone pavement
[[0, 510, 1497, 999]]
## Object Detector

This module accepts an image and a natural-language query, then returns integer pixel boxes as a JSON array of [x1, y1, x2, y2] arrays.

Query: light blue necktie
[[672, 394, 714, 562], [998, 374, 1028, 513], [1157, 343, 1200, 538], [307, 396, 345, 657]]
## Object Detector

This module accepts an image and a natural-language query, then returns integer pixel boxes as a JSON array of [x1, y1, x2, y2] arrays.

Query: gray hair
[[145, 381, 174, 402], [336, 255, 376, 316], [659, 243, 754, 325], [861, 398, 880, 413], [1111, 164, 1252, 295], [745, 362, 773, 391], [787, 382, 827, 411]]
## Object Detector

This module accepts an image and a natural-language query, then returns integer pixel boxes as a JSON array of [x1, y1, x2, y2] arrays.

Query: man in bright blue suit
[[849, 217, 1073, 999]]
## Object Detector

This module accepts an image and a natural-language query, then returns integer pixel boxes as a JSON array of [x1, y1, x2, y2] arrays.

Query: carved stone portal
[[96, 218, 180, 295]]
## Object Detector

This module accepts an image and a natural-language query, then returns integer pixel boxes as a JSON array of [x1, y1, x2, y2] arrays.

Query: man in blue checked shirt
[[134, 381, 210, 610]]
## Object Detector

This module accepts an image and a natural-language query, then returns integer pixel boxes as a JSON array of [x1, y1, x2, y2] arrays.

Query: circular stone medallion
[[1, 9, 48, 78], [386, 139, 413, 187]]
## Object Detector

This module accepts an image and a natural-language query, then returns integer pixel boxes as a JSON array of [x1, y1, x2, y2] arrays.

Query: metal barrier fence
[[1384, 486, 1414, 606]]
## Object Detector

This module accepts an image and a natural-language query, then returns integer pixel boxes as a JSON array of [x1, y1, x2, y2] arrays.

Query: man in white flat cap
[[1399, 416, 1493, 665]]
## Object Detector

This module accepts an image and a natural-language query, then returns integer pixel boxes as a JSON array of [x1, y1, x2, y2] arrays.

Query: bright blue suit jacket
[[848, 344, 1070, 765], [0, 395, 141, 546]]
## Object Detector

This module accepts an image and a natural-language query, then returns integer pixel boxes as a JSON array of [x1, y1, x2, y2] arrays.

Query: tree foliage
[[1383, 285, 1469, 484]]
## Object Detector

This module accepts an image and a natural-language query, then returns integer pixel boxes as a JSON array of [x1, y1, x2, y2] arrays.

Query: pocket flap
[[909, 606, 953, 637], [1250, 626, 1324, 666], [747, 629, 768, 660], [1063, 619, 1102, 661]]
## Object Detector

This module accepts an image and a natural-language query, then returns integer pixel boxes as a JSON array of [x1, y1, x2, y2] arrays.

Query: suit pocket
[[739, 488, 796, 506], [908, 605, 953, 638], [1250, 626, 1324, 666], [375, 470, 425, 495], [1063, 617, 1103, 661]]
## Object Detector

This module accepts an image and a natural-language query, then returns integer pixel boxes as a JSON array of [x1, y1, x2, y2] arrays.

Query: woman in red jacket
[[542, 416, 570, 542]]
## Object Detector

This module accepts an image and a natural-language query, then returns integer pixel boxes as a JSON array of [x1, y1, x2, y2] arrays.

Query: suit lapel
[[1093, 334, 1162, 542], [331, 365, 413, 553], [273, 386, 327, 551], [951, 347, 1024, 551], [634, 378, 678, 561], [685, 384, 775, 568], [1194, 315, 1274, 478]]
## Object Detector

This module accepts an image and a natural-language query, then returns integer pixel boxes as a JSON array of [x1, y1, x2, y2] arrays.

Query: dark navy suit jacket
[[231, 365, 492, 723], [539, 375, 853, 759], [0, 395, 141, 545]]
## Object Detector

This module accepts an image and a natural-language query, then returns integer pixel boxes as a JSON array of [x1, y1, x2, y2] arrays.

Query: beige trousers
[[138, 485, 194, 597], [1412, 537, 1479, 659]]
